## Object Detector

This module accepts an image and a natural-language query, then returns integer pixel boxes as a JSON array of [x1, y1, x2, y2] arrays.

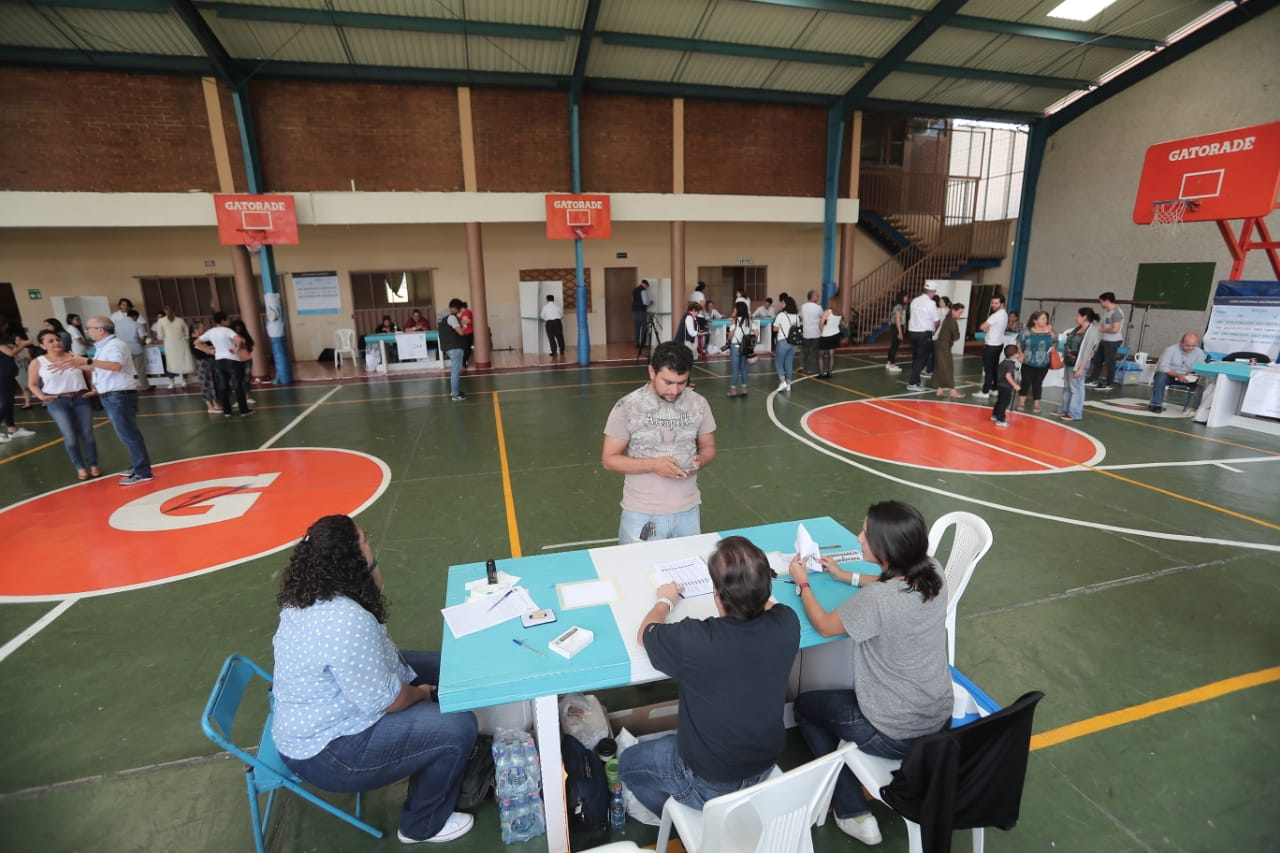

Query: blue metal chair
[[200, 654, 383, 853]]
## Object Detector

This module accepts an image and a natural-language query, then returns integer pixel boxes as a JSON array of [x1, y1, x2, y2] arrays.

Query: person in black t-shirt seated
[[618, 536, 800, 818]]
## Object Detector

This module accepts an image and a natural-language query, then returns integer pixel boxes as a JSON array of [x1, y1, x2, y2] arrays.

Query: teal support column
[[231, 85, 292, 384], [1007, 122, 1047, 315], [821, 108, 846, 307], [570, 96, 590, 365]]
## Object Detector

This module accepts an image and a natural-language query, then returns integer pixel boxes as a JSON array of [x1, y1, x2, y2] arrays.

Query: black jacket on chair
[[881, 690, 1045, 853]]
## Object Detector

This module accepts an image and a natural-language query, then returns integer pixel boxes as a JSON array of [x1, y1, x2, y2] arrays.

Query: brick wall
[[684, 100, 827, 197], [471, 89, 571, 191], [579, 93, 671, 193], [0, 68, 220, 192], [250, 80, 463, 192]]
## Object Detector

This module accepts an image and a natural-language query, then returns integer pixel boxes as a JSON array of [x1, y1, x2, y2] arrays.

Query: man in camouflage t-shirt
[[603, 342, 717, 544]]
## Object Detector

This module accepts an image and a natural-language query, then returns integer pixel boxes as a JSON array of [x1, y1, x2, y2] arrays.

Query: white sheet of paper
[[464, 571, 520, 602], [794, 523, 820, 566], [556, 578, 620, 610], [651, 556, 713, 598], [442, 587, 537, 638]]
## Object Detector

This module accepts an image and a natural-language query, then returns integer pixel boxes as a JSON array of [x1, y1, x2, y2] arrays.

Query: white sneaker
[[777, 380, 789, 391], [835, 813, 882, 845], [921, 371, 933, 378], [885, 364, 902, 373], [10, 428, 35, 438], [906, 384, 924, 392], [972, 391, 989, 399], [397, 812, 474, 844]]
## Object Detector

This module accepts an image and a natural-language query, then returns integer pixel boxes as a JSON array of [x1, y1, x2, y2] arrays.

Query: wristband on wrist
[[851, 573, 860, 588], [655, 596, 676, 610], [797, 582, 810, 592]]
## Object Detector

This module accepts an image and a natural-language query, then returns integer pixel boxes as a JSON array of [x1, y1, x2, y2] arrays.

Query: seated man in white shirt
[[1148, 333, 1205, 413]]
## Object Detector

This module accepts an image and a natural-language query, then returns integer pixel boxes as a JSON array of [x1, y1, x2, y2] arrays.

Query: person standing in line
[[113, 309, 151, 391], [884, 290, 908, 374], [933, 301, 965, 399], [602, 342, 716, 544], [632, 280, 652, 347], [906, 282, 939, 391], [798, 290, 824, 375], [1054, 307, 1099, 422], [195, 312, 253, 417], [71, 317, 154, 485], [1016, 311, 1055, 414], [974, 293, 1008, 398], [154, 306, 194, 390], [29, 329, 98, 479], [618, 536, 800, 818], [1086, 292, 1125, 390], [991, 344, 1022, 427], [675, 302, 703, 361], [817, 298, 843, 379], [437, 298, 467, 401], [540, 294, 565, 357], [0, 322, 36, 442], [773, 294, 800, 392], [190, 320, 221, 414], [726, 301, 752, 398]]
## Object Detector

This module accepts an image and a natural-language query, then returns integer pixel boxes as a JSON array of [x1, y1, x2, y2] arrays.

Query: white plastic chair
[[927, 511, 994, 665], [333, 328, 357, 368], [655, 743, 858, 853]]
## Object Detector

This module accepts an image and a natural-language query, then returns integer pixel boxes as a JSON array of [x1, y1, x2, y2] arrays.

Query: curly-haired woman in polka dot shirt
[[272, 515, 479, 844]]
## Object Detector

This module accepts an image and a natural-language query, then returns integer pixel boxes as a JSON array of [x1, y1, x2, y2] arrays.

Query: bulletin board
[[1133, 262, 1216, 311]]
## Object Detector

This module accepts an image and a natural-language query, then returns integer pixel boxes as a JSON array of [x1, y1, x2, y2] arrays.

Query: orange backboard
[[214, 194, 300, 245], [1133, 121, 1280, 224], [546, 194, 612, 239]]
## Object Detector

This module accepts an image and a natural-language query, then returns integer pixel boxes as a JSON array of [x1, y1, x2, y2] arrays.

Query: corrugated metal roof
[[799, 16, 916, 57]]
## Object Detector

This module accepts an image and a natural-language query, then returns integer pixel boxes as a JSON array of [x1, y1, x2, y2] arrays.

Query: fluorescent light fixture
[[1047, 0, 1119, 21]]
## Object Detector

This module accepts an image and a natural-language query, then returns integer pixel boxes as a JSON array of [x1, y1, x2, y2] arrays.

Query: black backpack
[[741, 330, 757, 359], [783, 314, 803, 345], [454, 734, 494, 811], [562, 735, 610, 849]]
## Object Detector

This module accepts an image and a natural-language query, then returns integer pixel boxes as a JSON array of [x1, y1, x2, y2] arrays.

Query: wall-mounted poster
[[293, 271, 341, 315]]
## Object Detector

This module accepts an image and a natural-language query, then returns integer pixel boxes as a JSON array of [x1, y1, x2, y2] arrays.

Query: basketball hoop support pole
[[1217, 217, 1280, 280]]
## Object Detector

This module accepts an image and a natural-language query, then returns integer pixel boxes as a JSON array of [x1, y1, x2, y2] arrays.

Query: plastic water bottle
[[609, 784, 626, 834], [507, 741, 529, 797], [527, 790, 546, 837], [510, 796, 534, 841], [498, 797, 515, 844], [493, 743, 511, 793], [523, 739, 541, 788]]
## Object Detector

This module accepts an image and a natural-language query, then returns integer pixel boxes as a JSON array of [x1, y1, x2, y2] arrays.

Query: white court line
[[765, 386, 1280, 554], [1096, 456, 1278, 471], [0, 385, 346, 663], [1214, 462, 1244, 473], [805, 399, 1067, 473], [541, 537, 617, 550]]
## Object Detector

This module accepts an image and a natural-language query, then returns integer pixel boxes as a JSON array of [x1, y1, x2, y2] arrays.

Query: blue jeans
[[775, 340, 796, 383], [618, 732, 772, 817], [1056, 367, 1086, 420], [282, 651, 478, 842], [618, 506, 701, 545], [1150, 373, 1196, 407], [48, 396, 98, 470], [446, 347, 464, 396], [100, 391, 152, 478], [729, 343, 748, 388], [794, 690, 915, 819]]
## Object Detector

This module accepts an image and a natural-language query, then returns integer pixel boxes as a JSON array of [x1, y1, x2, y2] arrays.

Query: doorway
[[605, 267, 638, 344], [0, 283, 25, 331], [695, 265, 769, 313]]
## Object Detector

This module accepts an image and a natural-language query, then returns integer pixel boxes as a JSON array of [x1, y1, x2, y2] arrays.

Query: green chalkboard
[[1133, 262, 1216, 311]]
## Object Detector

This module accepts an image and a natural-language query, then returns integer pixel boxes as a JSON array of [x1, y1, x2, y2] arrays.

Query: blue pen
[[512, 638, 547, 657], [487, 586, 517, 611]]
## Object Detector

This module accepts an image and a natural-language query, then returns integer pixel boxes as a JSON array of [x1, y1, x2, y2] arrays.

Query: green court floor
[[1, 350, 1276, 852]]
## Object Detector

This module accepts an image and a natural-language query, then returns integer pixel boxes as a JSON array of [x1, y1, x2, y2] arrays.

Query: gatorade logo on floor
[[0, 449, 390, 600], [805, 400, 1105, 473]]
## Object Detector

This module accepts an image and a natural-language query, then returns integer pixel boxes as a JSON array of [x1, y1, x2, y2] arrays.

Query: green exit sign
[[27, 289, 41, 300]]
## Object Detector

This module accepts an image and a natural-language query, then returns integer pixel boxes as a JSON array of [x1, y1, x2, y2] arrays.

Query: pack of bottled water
[[492, 730, 545, 844]]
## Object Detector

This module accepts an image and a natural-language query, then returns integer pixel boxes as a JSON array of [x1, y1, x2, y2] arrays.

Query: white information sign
[[396, 332, 430, 361], [293, 271, 341, 316]]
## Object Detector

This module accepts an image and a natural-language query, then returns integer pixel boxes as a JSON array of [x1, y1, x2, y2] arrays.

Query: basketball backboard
[[1132, 121, 1280, 224], [214, 193, 300, 248], [546, 193, 612, 240]]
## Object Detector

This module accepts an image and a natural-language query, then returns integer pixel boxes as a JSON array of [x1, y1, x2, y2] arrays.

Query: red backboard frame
[[214, 194, 300, 246], [546, 194, 612, 240]]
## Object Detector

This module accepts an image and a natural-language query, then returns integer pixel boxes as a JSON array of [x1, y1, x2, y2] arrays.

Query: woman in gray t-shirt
[[786, 501, 952, 845]]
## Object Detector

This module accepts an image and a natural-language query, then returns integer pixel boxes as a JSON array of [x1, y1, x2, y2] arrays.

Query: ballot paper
[[651, 555, 713, 598], [442, 586, 537, 638], [794, 523, 822, 572]]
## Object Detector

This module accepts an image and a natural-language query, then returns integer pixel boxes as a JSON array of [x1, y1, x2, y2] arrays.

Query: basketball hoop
[[572, 227, 588, 240], [236, 228, 269, 255], [1150, 198, 1199, 234]]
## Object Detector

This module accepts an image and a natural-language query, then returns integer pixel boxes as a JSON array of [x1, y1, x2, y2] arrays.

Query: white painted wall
[[1025, 5, 1280, 352]]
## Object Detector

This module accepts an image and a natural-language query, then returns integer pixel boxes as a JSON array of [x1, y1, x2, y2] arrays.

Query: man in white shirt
[[540, 294, 565, 357], [113, 310, 151, 391], [975, 294, 1008, 397], [752, 298, 775, 319], [1148, 333, 1205, 413], [906, 283, 940, 390], [72, 317, 154, 485], [799, 290, 824, 374]]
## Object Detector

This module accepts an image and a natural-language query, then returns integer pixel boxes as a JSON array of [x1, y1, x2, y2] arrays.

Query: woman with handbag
[[1054, 307, 1099, 422], [1017, 311, 1056, 414], [772, 295, 800, 392], [932, 301, 965, 399]]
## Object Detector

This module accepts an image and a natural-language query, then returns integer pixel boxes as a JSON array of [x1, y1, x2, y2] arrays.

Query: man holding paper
[[602, 342, 716, 544], [619, 536, 799, 817]]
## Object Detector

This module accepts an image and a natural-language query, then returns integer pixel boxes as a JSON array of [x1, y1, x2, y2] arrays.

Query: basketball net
[[237, 229, 269, 255], [572, 227, 588, 240], [1150, 198, 1198, 235]]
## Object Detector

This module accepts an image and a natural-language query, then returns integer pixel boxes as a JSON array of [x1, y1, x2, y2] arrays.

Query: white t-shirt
[[908, 294, 939, 333], [198, 325, 240, 360], [540, 301, 563, 321], [984, 308, 1008, 345], [690, 291, 706, 305], [799, 301, 824, 338]]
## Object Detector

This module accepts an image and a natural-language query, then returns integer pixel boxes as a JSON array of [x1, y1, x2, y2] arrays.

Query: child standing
[[992, 344, 1022, 427]]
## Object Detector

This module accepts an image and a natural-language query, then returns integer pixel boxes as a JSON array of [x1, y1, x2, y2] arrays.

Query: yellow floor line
[[1031, 666, 1280, 751], [1088, 406, 1280, 455], [492, 391, 522, 558]]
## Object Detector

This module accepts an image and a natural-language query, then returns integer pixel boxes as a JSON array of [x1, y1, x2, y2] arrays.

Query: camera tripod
[[634, 313, 663, 362]]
